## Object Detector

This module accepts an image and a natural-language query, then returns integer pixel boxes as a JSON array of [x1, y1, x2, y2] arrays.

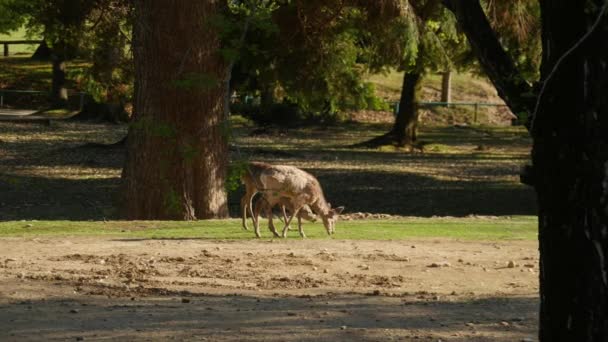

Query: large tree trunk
[[352, 71, 421, 148], [393, 71, 422, 146], [533, 1, 608, 340], [443, 0, 608, 339], [122, 0, 229, 220], [51, 48, 68, 108], [440, 71, 451, 105]]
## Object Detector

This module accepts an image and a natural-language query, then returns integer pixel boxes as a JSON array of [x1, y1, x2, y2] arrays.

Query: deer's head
[[322, 205, 344, 235]]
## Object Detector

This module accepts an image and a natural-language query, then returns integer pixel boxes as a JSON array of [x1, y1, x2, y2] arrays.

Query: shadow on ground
[[0, 290, 538, 341], [0, 122, 536, 220]]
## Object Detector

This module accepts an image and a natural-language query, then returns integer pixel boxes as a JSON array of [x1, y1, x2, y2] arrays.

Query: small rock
[[181, 298, 190, 304], [247, 262, 256, 267], [76, 337, 84, 341], [312, 266, 318, 271], [523, 263, 535, 268], [465, 322, 475, 327], [287, 312, 297, 316], [500, 321, 510, 326], [340, 325, 347, 330], [411, 245, 416, 249], [69, 309, 79, 314], [323, 269, 329, 273], [507, 261, 516, 268]]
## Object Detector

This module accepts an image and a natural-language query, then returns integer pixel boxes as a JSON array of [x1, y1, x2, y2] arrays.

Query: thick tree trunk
[[533, 1, 608, 340], [440, 71, 451, 105], [443, 0, 535, 125], [393, 71, 422, 146], [122, 0, 229, 220], [51, 51, 68, 108], [353, 71, 422, 148]]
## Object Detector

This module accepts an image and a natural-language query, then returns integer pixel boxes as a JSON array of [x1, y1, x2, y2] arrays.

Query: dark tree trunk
[[31, 40, 52, 61], [443, 0, 535, 124], [353, 70, 422, 148], [122, 0, 229, 220], [393, 71, 422, 146], [51, 49, 68, 108], [440, 71, 452, 105], [533, 1, 608, 340], [444, 0, 608, 338]]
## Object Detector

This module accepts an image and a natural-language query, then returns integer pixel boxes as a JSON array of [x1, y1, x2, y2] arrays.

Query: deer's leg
[[253, 198, 263, 238], [282, 206, 295, 231], [248, 192, 259, 232], [281, 208, 300, 238], [297, 214, 306, 238], [241, 195, 249, 231], [268, 203, 280, 238]]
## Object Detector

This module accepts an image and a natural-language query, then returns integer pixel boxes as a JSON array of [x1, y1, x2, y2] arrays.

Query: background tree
[[446, 0, 608, 339], [228, 0, 402, 125], [121, 0, 229, 220], [355, 0, 470, 148], [1, 0, 96, 107]]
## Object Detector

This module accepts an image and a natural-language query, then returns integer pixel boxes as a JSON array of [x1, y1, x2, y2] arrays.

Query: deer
[[252, 196, 317, 238], [241, 163, 317, 237], [241, 161, 344, 238]]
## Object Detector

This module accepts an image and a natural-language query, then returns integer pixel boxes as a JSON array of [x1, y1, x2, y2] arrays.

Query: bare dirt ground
[[0, 237, 539, 341]]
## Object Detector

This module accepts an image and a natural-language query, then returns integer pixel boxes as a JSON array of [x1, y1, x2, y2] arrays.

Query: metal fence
[[392, 101, 511, 124]]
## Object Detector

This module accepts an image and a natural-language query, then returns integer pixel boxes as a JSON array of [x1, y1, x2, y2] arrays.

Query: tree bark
[[51, 49, 68, 108], [393, 71, 422, 146], [532, 1, 608, 340], [440, 71, 451, 105], [443, 0, 535, 125], [122, 0, 229, 220]]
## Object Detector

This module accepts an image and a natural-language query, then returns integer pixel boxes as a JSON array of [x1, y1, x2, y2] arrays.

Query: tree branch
[[443, 0, 535, 127]]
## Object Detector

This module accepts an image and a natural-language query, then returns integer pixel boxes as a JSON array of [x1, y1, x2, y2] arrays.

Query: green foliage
[[163, 188, 182, 217], [226, 160, 248, 192], [0, 0, 27, 33], [227, 1, 396, 123]]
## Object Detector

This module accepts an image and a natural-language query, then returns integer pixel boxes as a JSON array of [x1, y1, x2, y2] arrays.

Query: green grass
[[0, 216, 537, 240], [0, 27, 41, 56]]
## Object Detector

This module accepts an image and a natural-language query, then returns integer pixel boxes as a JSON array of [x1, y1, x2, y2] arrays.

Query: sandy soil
[[0, 237, 539, 341]]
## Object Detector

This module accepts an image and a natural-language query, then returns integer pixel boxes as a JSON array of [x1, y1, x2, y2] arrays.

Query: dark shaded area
[[0, 291, 538, 341], [0, 121, 535, 221]]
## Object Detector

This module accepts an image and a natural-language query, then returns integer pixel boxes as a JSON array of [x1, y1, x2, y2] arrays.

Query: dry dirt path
[[0, 237, 539, 341]]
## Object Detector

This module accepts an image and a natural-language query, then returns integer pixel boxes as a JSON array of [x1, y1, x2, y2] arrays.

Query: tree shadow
[[0, 289, 538, 341]]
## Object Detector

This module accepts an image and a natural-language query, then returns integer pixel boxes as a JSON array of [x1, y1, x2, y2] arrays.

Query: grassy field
[[0, 49, 535, 239], [0, 27, 40, 56], [0, 216, 537, 240]]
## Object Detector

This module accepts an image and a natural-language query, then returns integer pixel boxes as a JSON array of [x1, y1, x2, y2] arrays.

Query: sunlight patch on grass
[[0, 216, 537, 241]]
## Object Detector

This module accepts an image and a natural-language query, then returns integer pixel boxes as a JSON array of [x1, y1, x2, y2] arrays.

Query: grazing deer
[[253, 196, 317, 237], [240, 163, 316, 237], [241, 161, 344, 238]]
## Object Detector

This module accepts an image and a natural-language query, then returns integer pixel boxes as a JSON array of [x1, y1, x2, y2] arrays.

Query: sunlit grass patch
[[0, 216, 537, 241]]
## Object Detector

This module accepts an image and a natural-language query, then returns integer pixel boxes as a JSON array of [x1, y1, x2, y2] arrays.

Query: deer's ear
[[334, 206, 345, 214]]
